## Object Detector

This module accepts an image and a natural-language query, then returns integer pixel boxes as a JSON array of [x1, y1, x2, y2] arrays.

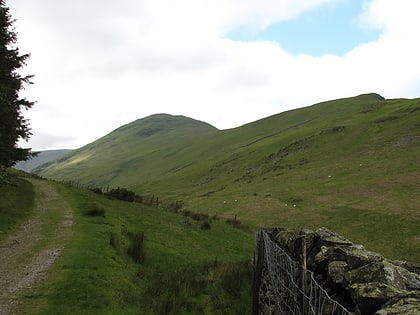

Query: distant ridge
[[354, 92, 385, 100], [14, 149, 72, 173], [114, 113, 218, 133]]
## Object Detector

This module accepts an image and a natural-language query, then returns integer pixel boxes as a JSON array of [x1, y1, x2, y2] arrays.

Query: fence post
[[252, 231, 263, 315], [253, 229, 351, 315]]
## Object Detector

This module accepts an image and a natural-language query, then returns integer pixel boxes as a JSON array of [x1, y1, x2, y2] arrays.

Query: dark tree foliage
[[0, 0, 34, 170]]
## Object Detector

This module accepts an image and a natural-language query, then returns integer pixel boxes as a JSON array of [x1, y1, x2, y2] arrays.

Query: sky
[[8, 0, 420, 151]]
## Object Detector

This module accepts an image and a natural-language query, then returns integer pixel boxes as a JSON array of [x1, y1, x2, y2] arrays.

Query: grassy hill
[[35, 114, 219, 186], [36, 94, 420, 262]]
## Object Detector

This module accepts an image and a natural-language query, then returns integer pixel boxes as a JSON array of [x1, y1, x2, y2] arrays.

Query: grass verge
[[0, 172, 35, 234], [23, 183, 254, 314]]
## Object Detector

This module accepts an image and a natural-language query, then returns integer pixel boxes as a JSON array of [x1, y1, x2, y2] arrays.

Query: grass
[[20, 182, 254, 314], [321, 206, 420, 262], [0, 170, 35, 234]]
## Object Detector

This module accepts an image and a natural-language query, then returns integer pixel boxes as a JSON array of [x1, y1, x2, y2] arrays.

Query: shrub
[[181, 218, 192, 226], [219, 261, 252, 298], [126, 232, 146, 264], [181, 210, 209, 222], [141, 261, 252, 314], [226, 217, 241, 228], [85, 205, 106, 217], [105, 187, 136, 202], [143, 267, 206, 314], [200, 220, 211, 230], [182, 209, 191, 217], [90, 187, 103, 195], [167, 200, 185, 212], [109, 231, 121, 251], [134, 195, 143, 203], [190, 212, 209, 221], [0, 170, 11, 187]]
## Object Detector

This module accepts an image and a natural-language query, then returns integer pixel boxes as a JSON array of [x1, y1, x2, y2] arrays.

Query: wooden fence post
[[301, 234, 307, 313]]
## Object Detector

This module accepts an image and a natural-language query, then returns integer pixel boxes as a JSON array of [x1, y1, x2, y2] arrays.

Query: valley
[[1, 93, 419, 314], [34, 94, 420, 262]]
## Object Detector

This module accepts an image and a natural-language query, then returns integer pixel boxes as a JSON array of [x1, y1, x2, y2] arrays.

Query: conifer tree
[[0, 0, 34, 170]]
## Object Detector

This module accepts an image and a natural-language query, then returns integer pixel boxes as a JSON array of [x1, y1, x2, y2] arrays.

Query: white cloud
[[358, 0, 420, 34], [9, 0, 420, 150]]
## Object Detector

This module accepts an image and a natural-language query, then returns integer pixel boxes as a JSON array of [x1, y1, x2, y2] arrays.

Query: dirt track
[[0, 179, 74, 315]]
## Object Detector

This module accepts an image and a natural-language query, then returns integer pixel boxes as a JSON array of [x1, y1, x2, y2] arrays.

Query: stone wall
[[254, 227, 420, 315]]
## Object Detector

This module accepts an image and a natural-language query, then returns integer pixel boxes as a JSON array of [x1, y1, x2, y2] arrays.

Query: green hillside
[[37, 94, 420, 262], [35, 113, 219, 186]]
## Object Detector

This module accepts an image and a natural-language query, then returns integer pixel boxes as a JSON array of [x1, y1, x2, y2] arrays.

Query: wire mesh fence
[[253, 231, 352, 315]]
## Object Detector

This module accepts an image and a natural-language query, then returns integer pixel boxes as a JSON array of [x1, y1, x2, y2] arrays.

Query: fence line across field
[[254, 231, 352, 315]]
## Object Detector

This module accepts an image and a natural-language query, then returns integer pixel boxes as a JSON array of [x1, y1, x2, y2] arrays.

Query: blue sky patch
[[228, 0, 382, 56]]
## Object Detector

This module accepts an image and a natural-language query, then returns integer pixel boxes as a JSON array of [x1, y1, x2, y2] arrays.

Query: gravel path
[[0, 179, 74, 315]]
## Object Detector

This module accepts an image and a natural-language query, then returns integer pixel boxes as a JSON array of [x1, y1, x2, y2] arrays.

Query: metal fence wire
[[253, 231, 352, 315]]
